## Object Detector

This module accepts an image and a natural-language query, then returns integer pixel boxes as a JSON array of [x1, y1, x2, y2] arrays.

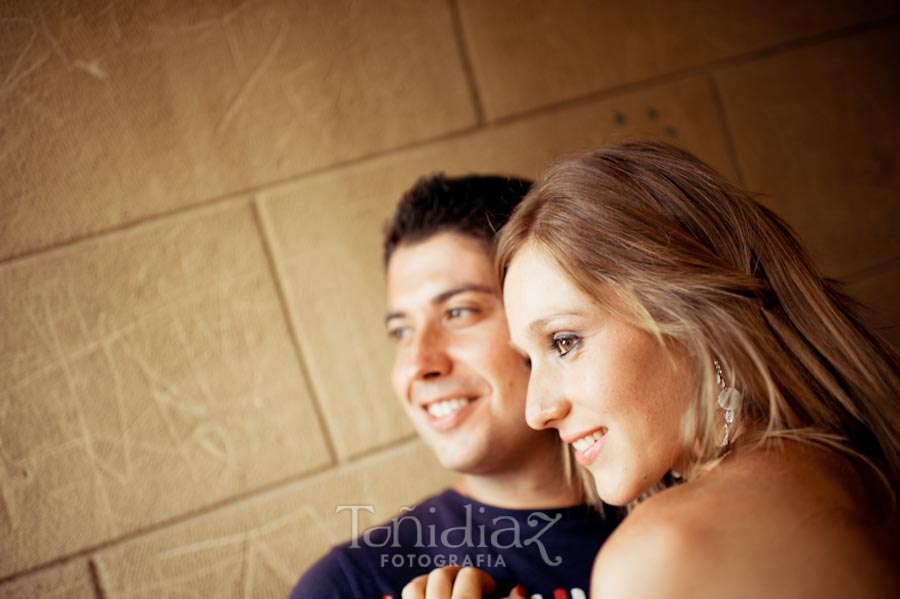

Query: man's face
[[386, 231, 552, 474]]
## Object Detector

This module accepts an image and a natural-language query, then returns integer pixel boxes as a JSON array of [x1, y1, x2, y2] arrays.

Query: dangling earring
[[714, 360, 742, 446]]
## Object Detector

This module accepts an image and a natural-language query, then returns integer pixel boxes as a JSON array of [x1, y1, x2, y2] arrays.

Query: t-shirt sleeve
[[289, 547, 367, 599]]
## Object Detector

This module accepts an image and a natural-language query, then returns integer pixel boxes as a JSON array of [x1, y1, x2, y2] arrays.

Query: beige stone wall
[[1, 2, 898, 597]]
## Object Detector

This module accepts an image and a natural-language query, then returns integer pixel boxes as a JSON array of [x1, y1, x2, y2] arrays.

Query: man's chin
[[428, 443, 488, 474]]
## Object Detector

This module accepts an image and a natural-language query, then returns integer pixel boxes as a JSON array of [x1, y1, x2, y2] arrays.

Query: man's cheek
[[389, 369, 405, 401]]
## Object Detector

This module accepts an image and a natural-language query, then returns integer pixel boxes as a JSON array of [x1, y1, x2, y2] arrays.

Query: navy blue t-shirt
[[291, 489, 620, 599]]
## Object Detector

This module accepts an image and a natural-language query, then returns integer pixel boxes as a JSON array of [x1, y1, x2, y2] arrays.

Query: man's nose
[[525, 375, 571, 430], [403, 322, 452, 382]]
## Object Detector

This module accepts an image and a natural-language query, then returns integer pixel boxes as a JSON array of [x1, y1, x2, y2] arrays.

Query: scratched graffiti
[[0, 0, 290, 140], [83, 509, 323, 598], [0, 205, 330, 579], [90, 441, 452, 599], [116, 509, 332, 599], [0, 0, 472, 262]]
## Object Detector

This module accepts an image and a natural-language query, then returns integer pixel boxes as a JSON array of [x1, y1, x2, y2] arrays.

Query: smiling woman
[[504, 245, 694, 507], [493, 141, 900, 597]]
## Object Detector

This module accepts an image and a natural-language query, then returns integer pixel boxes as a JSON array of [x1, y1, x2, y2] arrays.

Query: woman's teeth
[[572, 430, 606, 452], [427, 398, 470, 418]]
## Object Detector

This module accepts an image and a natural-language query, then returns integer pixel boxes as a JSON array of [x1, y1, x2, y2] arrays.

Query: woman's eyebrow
[[528, 311, 588, 334]]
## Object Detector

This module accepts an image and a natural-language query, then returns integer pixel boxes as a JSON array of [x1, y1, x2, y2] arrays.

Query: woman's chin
[[599, 493, 633, 507], [590, 454, 676, 505], [591, 469, 653, 506], [593, 480, 637, 507]]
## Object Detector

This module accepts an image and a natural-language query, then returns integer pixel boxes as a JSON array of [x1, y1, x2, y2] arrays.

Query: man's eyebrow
[[433, 283, 495, 305], [384, 283, 495, 324]]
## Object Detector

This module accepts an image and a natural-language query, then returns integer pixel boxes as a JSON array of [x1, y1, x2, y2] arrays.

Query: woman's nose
[[525, 375, 571, 430]]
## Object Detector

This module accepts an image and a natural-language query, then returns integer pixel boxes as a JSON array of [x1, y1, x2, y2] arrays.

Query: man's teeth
[[427, 398, 471, 418], [572, 430, 605, 452]]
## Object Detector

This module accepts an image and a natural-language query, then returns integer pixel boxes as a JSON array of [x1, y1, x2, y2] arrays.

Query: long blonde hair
[[496, 141, 900, 513]]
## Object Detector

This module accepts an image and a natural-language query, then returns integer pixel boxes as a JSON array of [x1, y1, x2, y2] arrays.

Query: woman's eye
[[523, 357, 532, 369], [552, 334, 579, 357]]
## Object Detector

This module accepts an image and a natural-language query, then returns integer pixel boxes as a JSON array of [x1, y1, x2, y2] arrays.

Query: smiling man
[[290, 174, 619, 599]]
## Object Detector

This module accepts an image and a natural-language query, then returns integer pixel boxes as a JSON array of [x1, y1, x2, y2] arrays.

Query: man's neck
[[451, 458, 583, 510]]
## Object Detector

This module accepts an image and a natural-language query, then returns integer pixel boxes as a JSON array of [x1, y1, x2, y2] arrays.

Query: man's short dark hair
[[383, 173, 532, 266]]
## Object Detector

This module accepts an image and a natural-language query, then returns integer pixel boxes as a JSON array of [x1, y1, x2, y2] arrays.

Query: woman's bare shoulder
[[591, 443, 900, 598], [590, 479, 740, 598], [589, 490, 699, 598]]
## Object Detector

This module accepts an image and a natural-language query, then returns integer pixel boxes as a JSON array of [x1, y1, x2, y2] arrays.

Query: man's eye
[[523, 357, 532, 369], [552, 334, 579, 357], [446, 306, 476, 319], [387, 327, 410, 341]]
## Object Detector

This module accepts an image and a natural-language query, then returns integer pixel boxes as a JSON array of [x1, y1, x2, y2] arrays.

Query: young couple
[[294, 141, 900, 599]]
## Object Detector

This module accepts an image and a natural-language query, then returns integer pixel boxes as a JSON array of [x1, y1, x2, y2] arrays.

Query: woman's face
[[504, 244, 694, 505]]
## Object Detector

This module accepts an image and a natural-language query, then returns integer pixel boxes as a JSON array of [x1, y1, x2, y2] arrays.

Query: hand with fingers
[[383, 565, 527, 599]]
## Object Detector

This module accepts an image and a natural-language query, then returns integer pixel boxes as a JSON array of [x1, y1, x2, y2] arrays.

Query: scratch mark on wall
[[238, 536, 252, 599], [159, 510, 309, 559], [41, 289, 119, 538], [220, 0, 258, 74], [23, 297, 55, 355], [192, 423, 233, 466], [2, 261, 302, 550], [118, 328, 202, 478], [150, 386, 208, 418], [277, 57, 332, 154], [1, 53, 49, 99], [216, 23, 287, 133], [0, 119, 26, 164], [12, 438, 80, 467], [302, 503, 341, 544], [227, 286, 266, 405], [16, 88, 65, 128], [8, 327, 116, 396], [119, 557, 243, 597], [63, 271, 91, 341], [7, 270, 260, 396], [46, 479, 95, 508], [1, 19, 37, 88], [221, 0, 256, 24], [109, 503, 333, 594], [252, 539, 299, 585], [100, 335, 135, 481], [147, 19, 220, 36], [73, 58, 109, 80], [119, 314, 204, 413], [36, 5, 71, 68], [171, 313, 216, 413], [99, 0, 123, 42], [223, 22, 246, 72], [0, 444, 31, 530]]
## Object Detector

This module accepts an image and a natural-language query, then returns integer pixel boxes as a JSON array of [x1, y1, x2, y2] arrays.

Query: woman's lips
[[569, 428, 608, 466]]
